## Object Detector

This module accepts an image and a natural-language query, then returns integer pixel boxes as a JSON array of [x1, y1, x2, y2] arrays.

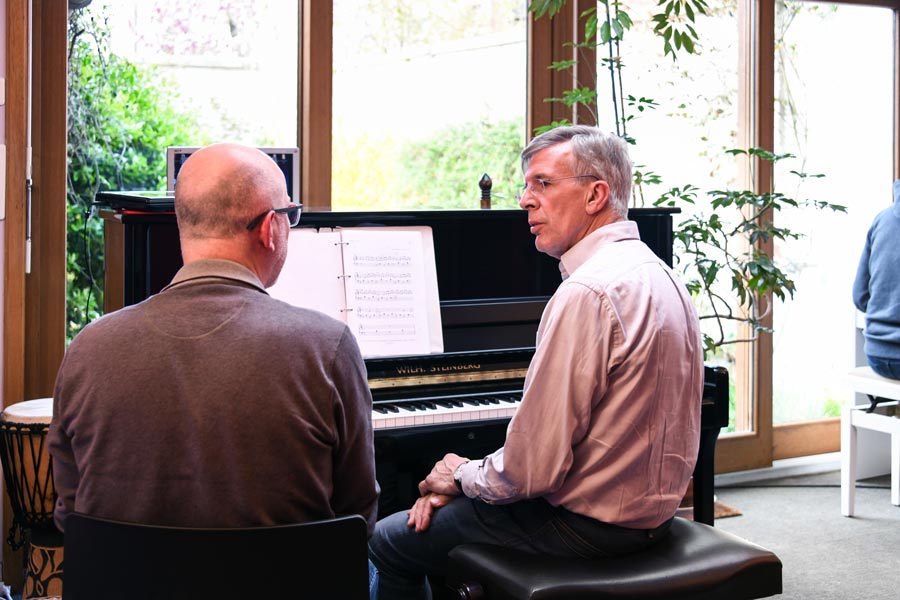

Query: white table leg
[[841, 406, 857, 516], [891, 432, 899, 506]]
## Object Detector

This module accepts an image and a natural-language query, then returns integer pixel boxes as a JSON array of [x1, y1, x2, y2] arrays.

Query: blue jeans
[[368, 496, 671, 600], [868, 356, 900, 380], [368, 559, 378, 600]]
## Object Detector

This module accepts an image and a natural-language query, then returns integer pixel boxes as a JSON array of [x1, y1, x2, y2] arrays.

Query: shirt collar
[[558, 220, 640, 280], [162, 259, 268, 294]]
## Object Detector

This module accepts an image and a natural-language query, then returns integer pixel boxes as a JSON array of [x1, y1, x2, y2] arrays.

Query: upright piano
[[99, 199, 728, 525]]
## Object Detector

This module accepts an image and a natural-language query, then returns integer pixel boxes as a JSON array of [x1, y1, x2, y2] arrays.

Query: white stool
[[842, 366, 900, 516]]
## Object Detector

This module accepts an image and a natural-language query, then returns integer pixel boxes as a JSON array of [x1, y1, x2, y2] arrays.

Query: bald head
[[175, 143, 288, 240], [173, 143, 292, 286]]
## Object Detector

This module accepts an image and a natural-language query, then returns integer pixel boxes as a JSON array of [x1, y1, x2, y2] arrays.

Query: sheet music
[[266, 225, 443, 358], [342, 229, 432, 357], [267, 228, 346, 322], [344, 226, 443, 355]]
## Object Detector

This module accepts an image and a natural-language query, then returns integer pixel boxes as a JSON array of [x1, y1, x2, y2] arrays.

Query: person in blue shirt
[[853, 179, 900, 380]]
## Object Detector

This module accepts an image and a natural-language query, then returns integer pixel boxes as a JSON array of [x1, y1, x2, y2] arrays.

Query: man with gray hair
[[369, 125, 703, 600]]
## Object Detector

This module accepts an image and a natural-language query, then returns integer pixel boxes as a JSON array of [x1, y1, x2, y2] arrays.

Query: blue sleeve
[[852, 224, 874, 313]]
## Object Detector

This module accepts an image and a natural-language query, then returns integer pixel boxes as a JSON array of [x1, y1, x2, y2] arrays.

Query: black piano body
[[99, 200, 728, 524]]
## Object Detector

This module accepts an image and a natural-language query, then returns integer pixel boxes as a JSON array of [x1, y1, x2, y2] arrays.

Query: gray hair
[[521, 125, 632, 219]]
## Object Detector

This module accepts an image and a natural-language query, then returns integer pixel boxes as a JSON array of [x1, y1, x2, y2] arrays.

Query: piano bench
[[446, 517, 782, 600], [841, 366, 900, 516]]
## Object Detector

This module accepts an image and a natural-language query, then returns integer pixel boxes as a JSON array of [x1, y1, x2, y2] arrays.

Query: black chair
[[447, 517, 782, 600], [63, 512, 369, 599]]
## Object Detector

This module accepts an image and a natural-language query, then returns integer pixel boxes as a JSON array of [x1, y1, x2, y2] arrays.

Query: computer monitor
[[166, 146, 301, 203]]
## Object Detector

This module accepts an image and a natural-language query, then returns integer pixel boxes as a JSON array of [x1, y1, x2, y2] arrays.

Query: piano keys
[[372, 392, 522, 430], [368, 348, 530, 431]]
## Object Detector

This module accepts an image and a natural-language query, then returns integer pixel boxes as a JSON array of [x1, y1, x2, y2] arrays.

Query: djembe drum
[[0, 398, 63, 599]]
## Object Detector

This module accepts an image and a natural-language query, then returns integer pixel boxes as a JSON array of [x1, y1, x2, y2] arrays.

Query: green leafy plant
[[654, 148, 845, 356], [67, 8, 197, 341], [332, 119, 524, 211], [527, 1, 846, 359], [530, 0, 708, 137], [396, 119, 524, 209]]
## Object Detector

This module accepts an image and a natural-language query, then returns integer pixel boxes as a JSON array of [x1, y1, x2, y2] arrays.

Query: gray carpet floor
[[715, 471, 900, 600]]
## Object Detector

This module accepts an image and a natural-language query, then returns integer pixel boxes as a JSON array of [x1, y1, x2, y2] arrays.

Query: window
[[105, 0, 299, 146], [771, 1, 895, 424], [331, 0, 528, 210]]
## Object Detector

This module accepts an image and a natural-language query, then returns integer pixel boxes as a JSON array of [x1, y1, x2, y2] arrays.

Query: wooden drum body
[[0, 398, 63, 599]]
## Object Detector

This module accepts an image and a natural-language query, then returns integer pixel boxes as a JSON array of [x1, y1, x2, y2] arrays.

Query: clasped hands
[[407, 452, 469, 533]]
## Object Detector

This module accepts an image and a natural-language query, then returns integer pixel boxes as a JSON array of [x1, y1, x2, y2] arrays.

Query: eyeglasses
[[516, 175, 600, 201], [245, 203, 302, 231]]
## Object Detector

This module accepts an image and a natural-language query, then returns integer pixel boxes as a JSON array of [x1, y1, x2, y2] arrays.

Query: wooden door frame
[[2, 0, 68, 588]]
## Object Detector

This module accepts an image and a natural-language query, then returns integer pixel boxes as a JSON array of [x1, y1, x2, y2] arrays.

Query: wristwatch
[[453, 460, 470, 493]]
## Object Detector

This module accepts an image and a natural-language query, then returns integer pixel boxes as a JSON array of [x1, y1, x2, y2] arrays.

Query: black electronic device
[[166, 146, 300, 202]]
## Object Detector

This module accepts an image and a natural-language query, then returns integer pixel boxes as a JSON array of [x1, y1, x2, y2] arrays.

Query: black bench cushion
[[447, 517, 782, 600]]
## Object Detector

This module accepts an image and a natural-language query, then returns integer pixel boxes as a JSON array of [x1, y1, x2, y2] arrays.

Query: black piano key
[[373, 406, 390, 414]]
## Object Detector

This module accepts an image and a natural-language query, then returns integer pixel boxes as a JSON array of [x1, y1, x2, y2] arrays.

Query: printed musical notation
[[267, 225, 443, 358], [354, 289, 414, 303], [355, 306, 417, 340], [346, 234, 426, 345], [353, 271, 414, 286], [357, 307, 415, 320], [357, 323, 417, 338], [352, 255, 412, 269]]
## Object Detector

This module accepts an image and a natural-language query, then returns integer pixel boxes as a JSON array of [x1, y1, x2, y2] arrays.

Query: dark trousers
[[368, 496, 672, 600]]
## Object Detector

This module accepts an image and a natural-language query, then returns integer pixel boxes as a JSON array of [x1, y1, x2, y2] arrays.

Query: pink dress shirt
[[458, 220, 703, 529]]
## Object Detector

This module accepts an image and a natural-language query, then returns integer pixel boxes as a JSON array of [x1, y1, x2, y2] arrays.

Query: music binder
[[267, 226, 443, 358]]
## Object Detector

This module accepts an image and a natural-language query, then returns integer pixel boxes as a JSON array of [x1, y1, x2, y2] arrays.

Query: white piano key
[[372, 397, 522, 430]]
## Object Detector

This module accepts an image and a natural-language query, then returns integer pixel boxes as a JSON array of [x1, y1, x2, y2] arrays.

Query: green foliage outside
[[332, 119, 524, 211], [654, 148, 845, 357], [66, 9, 198, 342], [395, 120, 524, 210]]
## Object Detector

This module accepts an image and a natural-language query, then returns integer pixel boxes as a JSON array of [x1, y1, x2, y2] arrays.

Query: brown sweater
[[49, 259, 379, 536]]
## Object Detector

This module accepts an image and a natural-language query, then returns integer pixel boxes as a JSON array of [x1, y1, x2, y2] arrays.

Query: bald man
[[49, 143, 379, 536]]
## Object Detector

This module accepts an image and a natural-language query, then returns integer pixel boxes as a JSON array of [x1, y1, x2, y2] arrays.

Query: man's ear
[[256, 211, 277, 252], [585, 180, 610, 215]]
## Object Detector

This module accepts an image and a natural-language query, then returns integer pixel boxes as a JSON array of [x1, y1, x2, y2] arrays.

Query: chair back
[[63, 512, 369, 599]]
